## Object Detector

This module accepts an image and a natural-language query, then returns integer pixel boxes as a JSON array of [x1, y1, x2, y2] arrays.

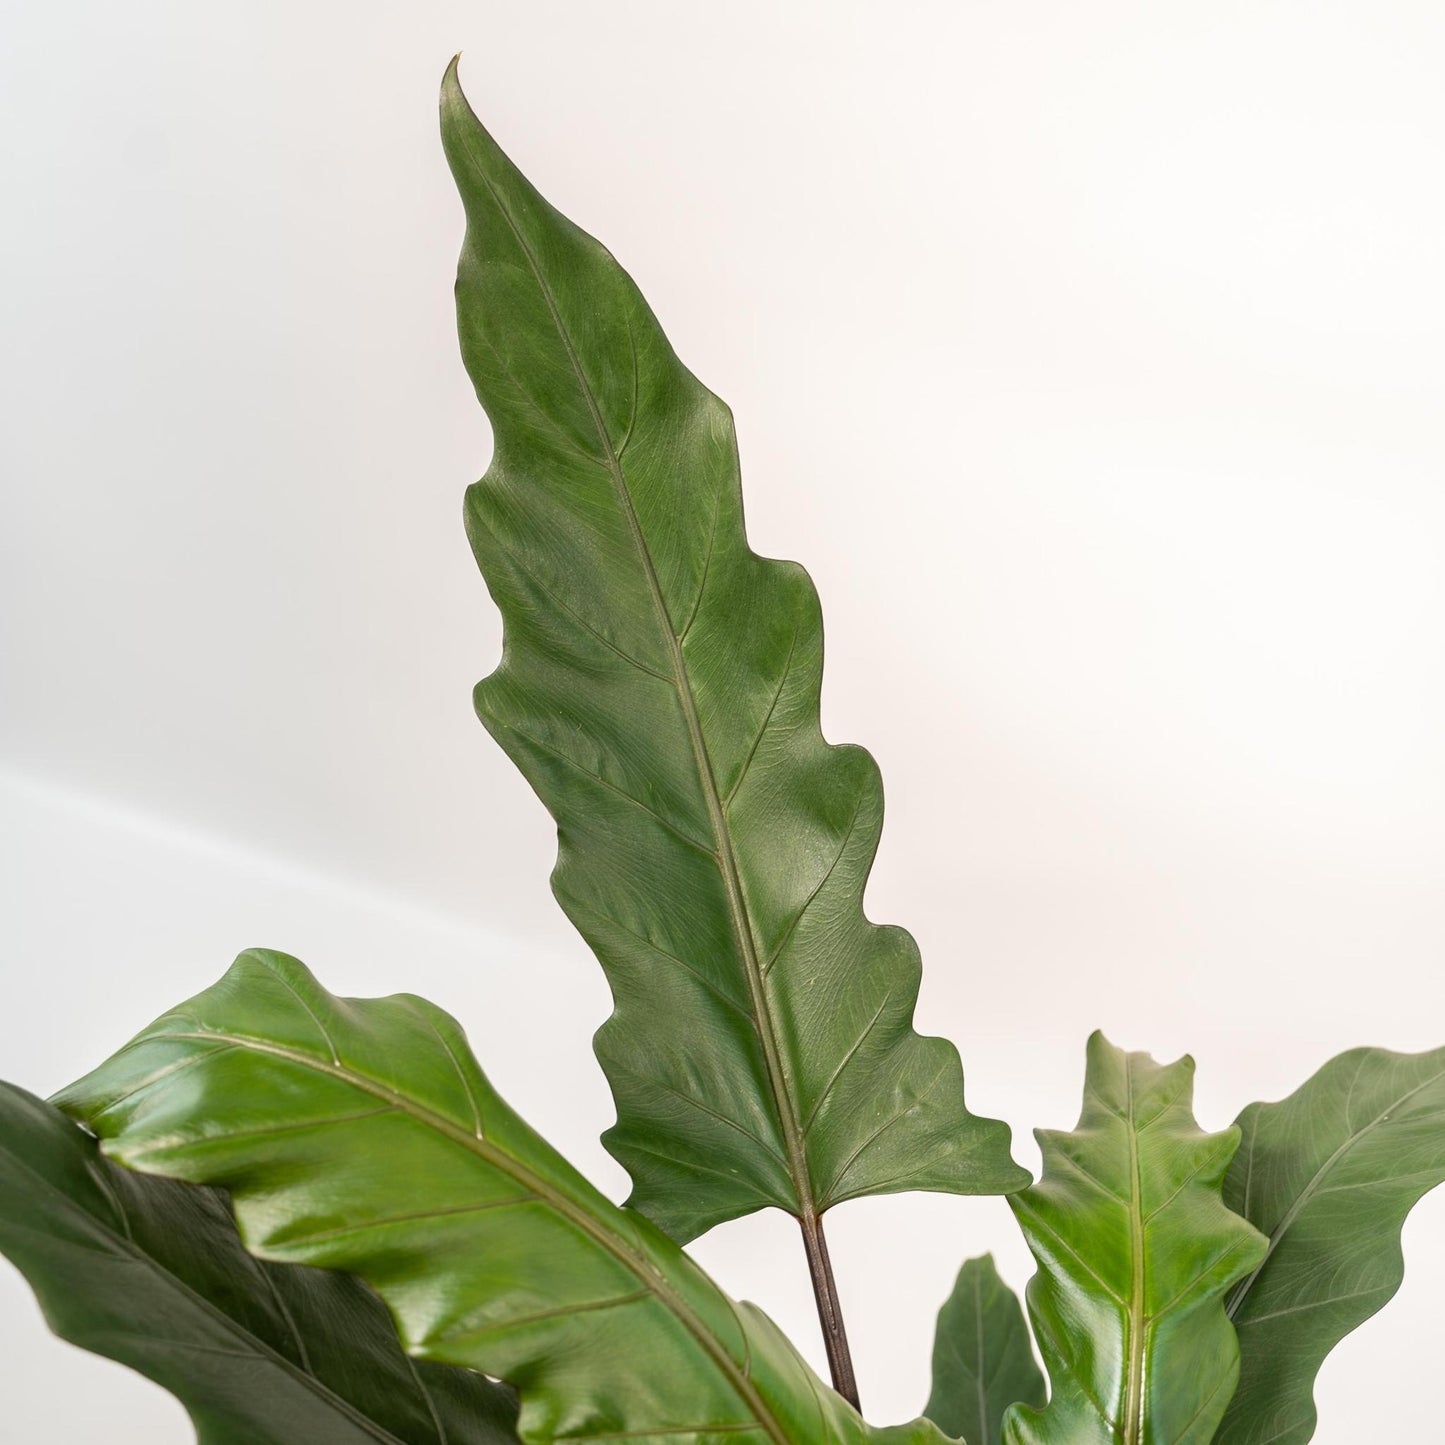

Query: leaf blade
[[0, 1080, 518, 1445], [924, 1254, 1045, 1445], [440, 59, 1025, 1245], [1216, 1045, 1445, 1445], [1002, 1034, 1267, 1445], [55, 949, 951, 1445]]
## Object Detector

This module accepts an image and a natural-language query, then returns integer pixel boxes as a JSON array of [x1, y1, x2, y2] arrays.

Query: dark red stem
[[799, 1211, 859, 1411]]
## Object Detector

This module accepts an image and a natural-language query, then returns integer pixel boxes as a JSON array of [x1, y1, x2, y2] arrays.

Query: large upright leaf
[[924, 1254, 1044, 1445], [0, 1080, 518, 1445], [1216, 1045, 1445, 1445], [1003, 1034, 1267, 1445], [55, 948, 949, 1445], [440, 59, 1025, 1249]]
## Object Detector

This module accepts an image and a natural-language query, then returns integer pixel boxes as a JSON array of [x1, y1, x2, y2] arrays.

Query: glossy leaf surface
[[56, 949, 950, 1445], [1216, 1045, 1445, 1445], [440, 59, 1024, 1246], [1003, 1034, 1266, 1445], [0, 1080, 518, 1445], [924, 1254, 1044, 1445]]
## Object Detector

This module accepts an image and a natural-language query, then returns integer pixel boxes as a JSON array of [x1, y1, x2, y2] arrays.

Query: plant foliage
[[0, 1082, 519, 1445], [924, 1255, 1044, 1445], [0, 54, 1441, 1445], [1003, 1036, 1267, 1445], [1217, 1047, 1445, 1445], [441, 59, 1024, 1253], [55, 949, 944, 1445]]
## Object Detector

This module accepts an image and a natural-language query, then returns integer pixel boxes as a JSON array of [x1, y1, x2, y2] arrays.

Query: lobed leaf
[[924, 1254, 1044, 1445], [1003, 1034, 1267, 1445], [0, 1081, 518, 1445], [1216, 1045, 1445, 1445], [55, 949, 951, 1445], [440, 58, 1025, 1246]]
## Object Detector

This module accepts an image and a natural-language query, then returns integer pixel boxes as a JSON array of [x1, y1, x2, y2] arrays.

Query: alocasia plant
[[1, 56, 1441, 1445]]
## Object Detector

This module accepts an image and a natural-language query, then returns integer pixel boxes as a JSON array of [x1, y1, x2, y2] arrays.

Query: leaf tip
[[440, 52, 481, 134]]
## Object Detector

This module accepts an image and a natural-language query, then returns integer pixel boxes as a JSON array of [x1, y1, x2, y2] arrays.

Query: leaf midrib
[[2, 1139, 412, 1445], [138, 1027, 789, 1445], [458, 128, 817, 1226], [1121, 1062, 1146, 1445], [972, 1273, 988, 1445]]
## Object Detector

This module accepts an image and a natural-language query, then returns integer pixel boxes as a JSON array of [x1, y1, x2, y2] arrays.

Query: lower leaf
[[0, 1080, 518, 1445], [1003, 1033, 1267, 1445], [1217, 1045, 1445, 1445], [924, 1254, 1044, 1445], [54, 949, 948, 1445]]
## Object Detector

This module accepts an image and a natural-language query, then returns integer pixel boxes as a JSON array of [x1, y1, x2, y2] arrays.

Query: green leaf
[[924, 1254, 1044, 1445], [439, 58, 1025, 1246], [0, 1080, 518, 1445], [1215, 1045, 1445, 1445], [55, 948, 951, 1445], [1002, 1034, 1267, 1445]]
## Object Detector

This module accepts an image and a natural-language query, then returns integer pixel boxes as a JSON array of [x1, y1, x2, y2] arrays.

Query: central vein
[[499, 198, 815, 1225], [1123, 1062, 1147, 1443]]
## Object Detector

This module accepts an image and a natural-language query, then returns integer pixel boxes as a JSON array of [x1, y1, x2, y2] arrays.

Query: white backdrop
[[3, 2, 1444, 1439]]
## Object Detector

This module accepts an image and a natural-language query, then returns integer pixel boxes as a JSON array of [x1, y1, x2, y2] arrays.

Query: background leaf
[[1216, 1045, 1445, 1445], [1003, 1034, 1266, 1445], [0, 1080, 518, 1445], [56, 949, 951, 1445], [924, 1254, 1044, 1445], [440, 58, 1024, 1249]]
